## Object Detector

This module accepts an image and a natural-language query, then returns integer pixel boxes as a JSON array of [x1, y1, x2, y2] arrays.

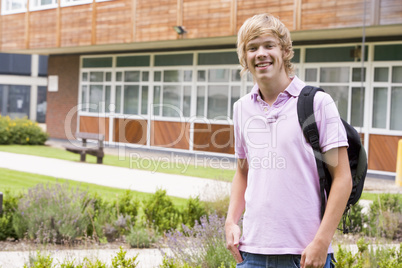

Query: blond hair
[[237, 13, 295, 77]]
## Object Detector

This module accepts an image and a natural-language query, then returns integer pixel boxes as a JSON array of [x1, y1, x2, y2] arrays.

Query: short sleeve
[[314, 92, 348, 153]]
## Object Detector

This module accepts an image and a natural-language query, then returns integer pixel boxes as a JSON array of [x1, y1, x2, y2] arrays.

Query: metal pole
[[396, 140, 402, 187], [0, 192, 3, 214]]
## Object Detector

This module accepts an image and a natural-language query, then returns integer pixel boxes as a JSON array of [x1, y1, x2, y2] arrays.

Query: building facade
[[0, 53, 48, 124], [1, 0, 401, 176]]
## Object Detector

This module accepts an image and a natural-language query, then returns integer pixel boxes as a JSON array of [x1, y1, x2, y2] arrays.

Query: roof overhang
[[3, 24, 401, 56]]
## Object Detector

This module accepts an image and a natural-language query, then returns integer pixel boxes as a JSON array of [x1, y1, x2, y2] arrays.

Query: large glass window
[[305, 65, 366, 127], [116, 70, 149, 115], [36, 86, 47, 123], [0, 85, 30, 119], [153, 69, 192, 118], [2, 0, 26, 13], [30, 0, 57, 9], [372, 65, 402, 130], [197, 68, 241, 120], [80, 70, 112, 113]]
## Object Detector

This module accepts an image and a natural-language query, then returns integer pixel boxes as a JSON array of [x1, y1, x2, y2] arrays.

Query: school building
[[1, 0, 401, 177], [0, 53, 48, 124]]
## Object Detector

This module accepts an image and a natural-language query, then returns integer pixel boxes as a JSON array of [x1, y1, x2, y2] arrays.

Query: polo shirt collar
[[250, 75, 304, 102]]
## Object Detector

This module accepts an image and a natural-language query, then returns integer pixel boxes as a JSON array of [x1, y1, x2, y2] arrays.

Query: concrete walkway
[[0, 151, 231, 202]]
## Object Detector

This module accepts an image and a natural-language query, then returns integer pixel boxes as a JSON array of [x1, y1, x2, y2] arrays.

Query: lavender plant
[[159, 213, 236, 268], [13, 182, 93, 243]]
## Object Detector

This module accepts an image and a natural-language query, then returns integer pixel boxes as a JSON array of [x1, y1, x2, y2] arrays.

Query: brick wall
[[46, 55, 79, 139]]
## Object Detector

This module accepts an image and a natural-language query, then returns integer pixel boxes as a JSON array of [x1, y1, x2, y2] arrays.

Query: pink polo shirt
[[233, 76, 348, 255]]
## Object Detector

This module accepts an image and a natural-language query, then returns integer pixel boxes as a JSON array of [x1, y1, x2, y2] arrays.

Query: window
[[0, 53, 31, 76], [2, 0, 26, 14], [196, 68, 241, 120], [80, 70, 112, 113], [30, 0, 57, 10], [304, 66, 366, 127], [0, 85, 31, 119], [372, 65, 402, 130], [153, 69, 192, 118], [36, 86, 47, 123], [116, 70, 149, 115]]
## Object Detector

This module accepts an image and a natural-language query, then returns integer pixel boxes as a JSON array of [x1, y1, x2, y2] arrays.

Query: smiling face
[[245, 35, 288, 86]]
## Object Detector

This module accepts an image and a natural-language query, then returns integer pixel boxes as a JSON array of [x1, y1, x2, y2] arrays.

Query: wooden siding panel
[[151, 121, 190, 150], [368, 134, 401, 172], [135, 0, 178, 42], [1, 13, 25, 50], [193, 123, 234, 154], [301, 0, 372, 30], [96, 0, 132, 45], [237, 0, 294, 31], [29, 10, 57, 48], [60, 5, 92, 47], [379, 0, 402, 25], [183, 0, 231, 38], [79, 116, 110, 140], [114, 118, 147, 144]]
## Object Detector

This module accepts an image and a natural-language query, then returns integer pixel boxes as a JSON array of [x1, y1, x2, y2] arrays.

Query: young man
[[225, 14, 352, 268]]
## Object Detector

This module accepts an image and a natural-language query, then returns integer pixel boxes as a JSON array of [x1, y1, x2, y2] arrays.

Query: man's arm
[[225, 158, 248, 263], [301, 146, 352, 268]]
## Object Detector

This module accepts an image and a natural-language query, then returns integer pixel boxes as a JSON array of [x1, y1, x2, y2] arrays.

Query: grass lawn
[[360, 191, 402, 203], [0, 145, 235, 182], [0, 167, 188, 209]]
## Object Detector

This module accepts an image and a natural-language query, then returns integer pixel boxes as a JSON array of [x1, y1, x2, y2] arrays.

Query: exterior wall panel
[[368, 134, 401, 172], [379, 0, 402, 25], [193, 123, 234, 154], [135, 0, 178, 42], [1, 13, 25, 50], [47, 55, 80, 139], [301, 0, 371, 30], [61, 5, 92, 47], [237, 0, 294, 31], [96, 0, 133, 44], [114, 118, 147, 145], [151, 121, 190, 150], [79, 116, 110, 141], [29, 9, 57, 48], [183, 0, 231, 38]]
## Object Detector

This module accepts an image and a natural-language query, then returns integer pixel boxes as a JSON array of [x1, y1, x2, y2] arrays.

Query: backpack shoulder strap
[[297, 85, 327, 219]]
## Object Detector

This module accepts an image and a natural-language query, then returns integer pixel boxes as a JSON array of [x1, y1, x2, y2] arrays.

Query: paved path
[[0, 151, 231, 202], [0, 248, 163, 268]]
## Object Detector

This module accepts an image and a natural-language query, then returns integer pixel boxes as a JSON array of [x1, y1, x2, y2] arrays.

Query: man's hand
[[300, 239, 328, 268], [225, 221, 243, 263]]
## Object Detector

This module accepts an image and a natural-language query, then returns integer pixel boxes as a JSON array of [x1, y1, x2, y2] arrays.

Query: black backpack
[[297, 85, 368, 233]]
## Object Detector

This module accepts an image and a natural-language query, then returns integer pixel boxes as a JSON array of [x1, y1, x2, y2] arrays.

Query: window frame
[[371, 62, 402, 133]]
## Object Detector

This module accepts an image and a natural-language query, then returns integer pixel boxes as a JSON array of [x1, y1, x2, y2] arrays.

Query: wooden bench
[[64, 132, 105, 164]]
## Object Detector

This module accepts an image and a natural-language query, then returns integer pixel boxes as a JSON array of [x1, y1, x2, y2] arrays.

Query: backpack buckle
[[307, 129, 320, 148]]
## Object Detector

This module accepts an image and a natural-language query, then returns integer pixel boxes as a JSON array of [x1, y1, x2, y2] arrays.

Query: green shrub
[[13, 182, 93, 243], [126, 226, 160, 248], [0, 190, 21, 240], [143, 189, 180, 233], [112, 190, 139, 223], [338, 202, 366, 234], [24, 251, 54, 268], [181, 196, 207, 228], [366, 194, 402, 239], [336, 238, 402, 268], [0, 116, 48, 145], [111, 246, 139, 268], [88, 191, 138, 242]]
